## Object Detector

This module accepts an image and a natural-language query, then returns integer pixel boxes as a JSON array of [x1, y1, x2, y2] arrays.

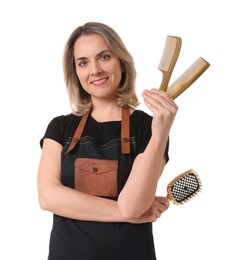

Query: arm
[[37, 138, 168, 223], [38, 138, 123, 222], [117, 89, 178, 220]]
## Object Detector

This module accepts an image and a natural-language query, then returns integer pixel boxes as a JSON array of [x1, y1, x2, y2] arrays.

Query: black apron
[[47, 107, 156, 260]]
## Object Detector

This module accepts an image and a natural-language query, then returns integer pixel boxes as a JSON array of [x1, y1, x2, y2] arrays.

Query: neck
[[91, 101, 122, 122]]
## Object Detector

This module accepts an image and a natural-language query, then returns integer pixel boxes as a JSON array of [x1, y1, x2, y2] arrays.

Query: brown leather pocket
[[74, 158, 118, 196]]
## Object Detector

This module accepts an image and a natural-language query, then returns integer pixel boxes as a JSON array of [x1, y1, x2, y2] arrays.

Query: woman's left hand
[[142, 89, 178, 137], [129, 196, 170, 224]]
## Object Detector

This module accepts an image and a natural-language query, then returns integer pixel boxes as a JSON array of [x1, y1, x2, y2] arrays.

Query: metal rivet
[[93, 167, 98, 173]]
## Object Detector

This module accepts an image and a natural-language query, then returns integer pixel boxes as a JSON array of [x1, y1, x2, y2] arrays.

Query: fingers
[[131, 197, 170, 224], [150, 196, 170, 221], [154, 197, 170, 213], [143, 88, 175, 105], [142, 89, 178, 137], [142, 89, 178, 117], [156, 196, 170, 210], [142, 88, 177, 108]]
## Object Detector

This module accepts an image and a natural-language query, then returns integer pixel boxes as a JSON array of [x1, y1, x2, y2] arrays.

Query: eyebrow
[[75, 50, 111, 62]]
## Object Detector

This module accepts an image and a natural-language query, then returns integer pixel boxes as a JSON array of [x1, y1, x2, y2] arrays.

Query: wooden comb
[[167, 57, 210, 99], [158, 36, 182, 92], [158, 35, 210, 99]]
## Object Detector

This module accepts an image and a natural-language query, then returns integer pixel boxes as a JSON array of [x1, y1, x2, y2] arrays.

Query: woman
[[38, 22, 178, 260]]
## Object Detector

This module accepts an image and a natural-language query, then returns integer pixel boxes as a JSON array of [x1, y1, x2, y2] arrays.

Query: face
[[74, 34, 123, 102]]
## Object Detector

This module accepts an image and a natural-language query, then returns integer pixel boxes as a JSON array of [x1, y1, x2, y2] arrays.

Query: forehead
[[74, 34, 111, 58]]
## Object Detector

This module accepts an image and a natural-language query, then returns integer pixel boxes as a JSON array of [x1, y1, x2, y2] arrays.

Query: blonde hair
[[63, 22, 139, 115]]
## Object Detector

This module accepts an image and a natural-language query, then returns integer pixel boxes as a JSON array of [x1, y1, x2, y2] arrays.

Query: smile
[[91, 77, 108, 86]]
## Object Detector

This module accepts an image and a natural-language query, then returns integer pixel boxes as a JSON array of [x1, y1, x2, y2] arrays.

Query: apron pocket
[[74, 158, 118, 196]]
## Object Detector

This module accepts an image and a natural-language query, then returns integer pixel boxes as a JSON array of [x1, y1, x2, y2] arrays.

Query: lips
[[90, 77, 109, 86]]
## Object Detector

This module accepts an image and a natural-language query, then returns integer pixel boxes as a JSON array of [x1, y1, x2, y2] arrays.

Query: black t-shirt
[[40, 110, 169, 260]]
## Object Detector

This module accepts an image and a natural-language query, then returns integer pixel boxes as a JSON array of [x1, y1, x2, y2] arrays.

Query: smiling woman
[[63, 22, 139, 116], [74, 34, 123, 105], [37, 21, 177, 260]]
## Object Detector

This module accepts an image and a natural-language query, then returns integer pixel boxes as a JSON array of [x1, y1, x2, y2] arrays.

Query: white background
[[0, 0, 242, 259]]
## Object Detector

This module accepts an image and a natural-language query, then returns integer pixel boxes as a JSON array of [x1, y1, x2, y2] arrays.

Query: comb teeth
[[167, 170, 202, 205]]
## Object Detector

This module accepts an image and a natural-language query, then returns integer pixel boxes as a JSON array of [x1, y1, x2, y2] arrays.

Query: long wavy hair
[[63, 22, 139, 115]]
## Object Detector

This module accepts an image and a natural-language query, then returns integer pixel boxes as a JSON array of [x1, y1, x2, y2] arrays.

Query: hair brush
[[166, 169, 202, 205]]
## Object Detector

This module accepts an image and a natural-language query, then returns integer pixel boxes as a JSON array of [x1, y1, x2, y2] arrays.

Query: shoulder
[[47, 113, 82, 130], [40, 113, 81, 147], [130, 109, 152, 138], [49, 113, 79, 124], [130, 109, 152, 153], [131, 109, 152, 126]]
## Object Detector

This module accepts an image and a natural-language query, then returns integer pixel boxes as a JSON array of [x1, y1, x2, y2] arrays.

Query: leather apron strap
[[64, 107, 130, 155], [64, 112, 89, 155], [121, 107, 130, 154]]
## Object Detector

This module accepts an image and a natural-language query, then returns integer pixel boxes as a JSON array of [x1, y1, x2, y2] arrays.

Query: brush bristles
[[173, 186, 202, 205], [167, 170, 202, 205]]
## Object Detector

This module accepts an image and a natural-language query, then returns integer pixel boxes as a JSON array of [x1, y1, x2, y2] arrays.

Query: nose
[[90, 61, 103, 76]]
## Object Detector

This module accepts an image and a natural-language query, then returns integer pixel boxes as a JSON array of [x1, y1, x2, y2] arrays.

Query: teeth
[[92, 78, 106, 85]]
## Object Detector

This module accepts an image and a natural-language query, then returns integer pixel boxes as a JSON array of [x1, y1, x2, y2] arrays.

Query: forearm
[[117, 88, 177, 219], [38, 139, 125, 222], [39, 183, 162, 224], [39, 183, 125, 222], [118, 135, 167, 219]]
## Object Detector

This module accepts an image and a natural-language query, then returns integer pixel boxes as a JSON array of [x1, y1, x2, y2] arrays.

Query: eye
[[100, 54, 110, 61], [77, 59, 88, 67]]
